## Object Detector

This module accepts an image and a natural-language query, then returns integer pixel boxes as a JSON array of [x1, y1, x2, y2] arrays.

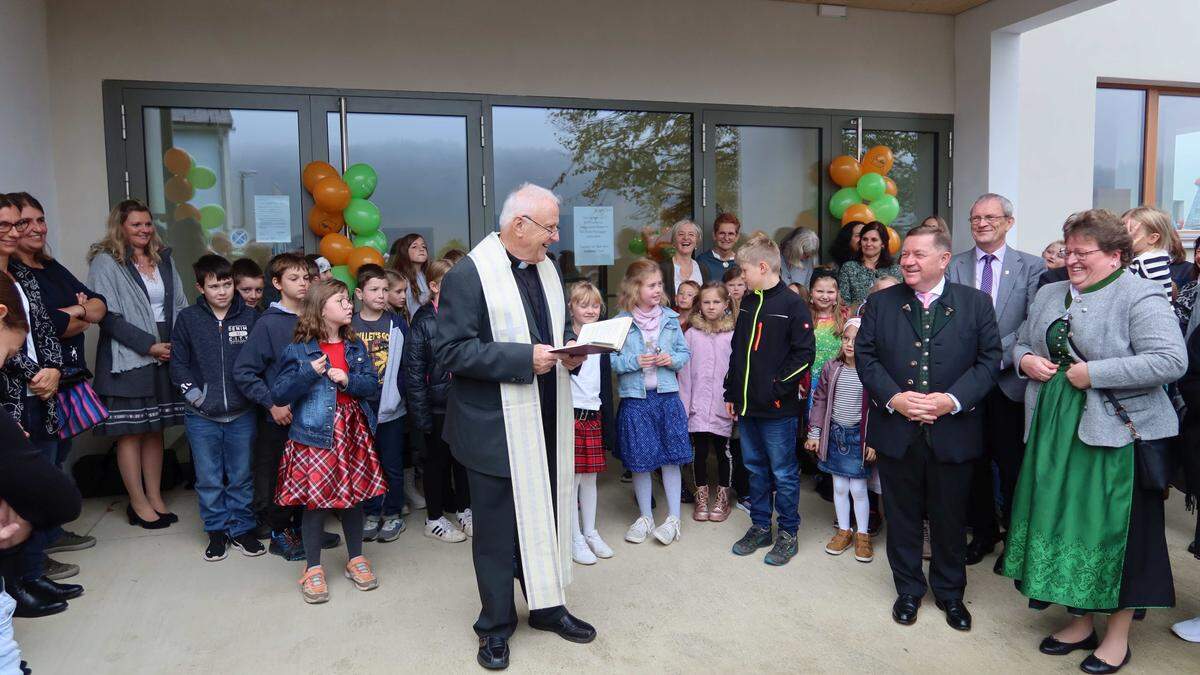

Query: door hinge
[[701, 124, 707, 153], [120, 104, 127, 140], [702, 177, 708, 208], [948, 131, 953, 159], [482, 174, 487, 208], [947, 180, 953, 209], [123, 171, 131, 198], [480, 116, 486, 148]]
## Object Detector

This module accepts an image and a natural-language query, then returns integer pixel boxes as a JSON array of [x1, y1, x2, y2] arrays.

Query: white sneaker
[[424, 517, 467, 543], [572, 536, 598, 565], [625, 516, 655, 544], [457, 509, 474, 537], [405, 468, 426, 510], [653, 515, 681, 545], [1172, 615, 1200, 642], [585, 531, 613, 558]]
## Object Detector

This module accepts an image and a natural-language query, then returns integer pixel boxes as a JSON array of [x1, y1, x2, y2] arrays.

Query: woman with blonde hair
[[86, 199, 189, 529], [1122, 206, 1180, 295]]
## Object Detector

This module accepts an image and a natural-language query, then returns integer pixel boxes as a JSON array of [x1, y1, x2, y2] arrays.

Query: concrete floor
[[13, 469, 1200, 674]]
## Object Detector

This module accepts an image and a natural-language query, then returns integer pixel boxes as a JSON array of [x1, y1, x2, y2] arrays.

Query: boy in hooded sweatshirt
[[171, 254, 263, 562]]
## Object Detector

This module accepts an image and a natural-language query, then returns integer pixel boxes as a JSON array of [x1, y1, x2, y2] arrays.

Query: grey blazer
[[1013, 272, 1186, 446], [946, 245, 1044, 401]]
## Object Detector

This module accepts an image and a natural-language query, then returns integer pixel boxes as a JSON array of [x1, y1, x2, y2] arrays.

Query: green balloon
[[342, 163, 378, 200], [188, 166, 217, 190], [857, 173, 887, 202], [628, 237, 647, 255], [343, 198, 381, 235], [354, 230, 388, 254], [869, 195, 901, 226], [829, 187, 862, 218], [331, 265, 355, 291], [198, 204, 226, 230]]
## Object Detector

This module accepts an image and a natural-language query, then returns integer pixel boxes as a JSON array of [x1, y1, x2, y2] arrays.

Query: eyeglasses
[[0, 219, 31, 234], [968, 215, 1009, 226], [1054, 247, 1067, 259], [520, 214, 559, 236], [1063, 248, 1103, 261]]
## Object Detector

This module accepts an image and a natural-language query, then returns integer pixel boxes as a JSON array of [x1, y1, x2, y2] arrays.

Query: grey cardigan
[[1013, 271, 1186, 446]]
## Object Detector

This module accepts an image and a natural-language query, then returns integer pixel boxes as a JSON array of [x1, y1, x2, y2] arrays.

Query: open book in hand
[[551, 316, 633, 356]]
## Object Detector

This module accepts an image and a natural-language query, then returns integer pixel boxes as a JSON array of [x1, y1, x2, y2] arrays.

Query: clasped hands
[[889, 391, 956, 424], [1020, 354, 1090, 389], [533, 343, 585, 375]]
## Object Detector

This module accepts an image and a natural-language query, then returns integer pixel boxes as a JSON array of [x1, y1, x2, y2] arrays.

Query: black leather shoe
[[964, 538, 996, 565], [1040, 631, 1099, 655], [9, 580, 68, 618], [126, 504, 170, 530], [892, 594, 920, 625], [155, 510, 179, 524], [25, 576, 83, 602], [935, 598, 972, 631], [529, 612, 596, 644], [1079, 648, 1130, 674], [477, 636, 509, 670], [993, 552, 1005, 576]]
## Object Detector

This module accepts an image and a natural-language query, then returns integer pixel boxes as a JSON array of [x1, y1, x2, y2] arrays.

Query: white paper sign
[[573, 206, 614, 266], [254, 195, 292, 243]]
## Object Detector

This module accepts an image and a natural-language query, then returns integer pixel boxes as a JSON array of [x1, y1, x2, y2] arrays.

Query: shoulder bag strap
[[1065, 329, 1142, 441]]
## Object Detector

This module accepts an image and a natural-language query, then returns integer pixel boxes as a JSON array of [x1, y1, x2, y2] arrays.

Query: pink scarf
[[633, 304, 664, 391]]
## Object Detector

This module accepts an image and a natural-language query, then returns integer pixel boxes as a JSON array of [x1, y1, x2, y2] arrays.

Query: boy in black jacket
[[724, 232, 815, 566], [171, 255, 264, 561]]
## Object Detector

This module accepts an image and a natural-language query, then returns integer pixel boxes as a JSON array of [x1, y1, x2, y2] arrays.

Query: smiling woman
[[659, 219, 705, 301]]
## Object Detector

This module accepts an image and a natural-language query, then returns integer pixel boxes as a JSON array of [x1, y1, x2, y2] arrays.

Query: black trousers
[[253, 415, 300, 532], [878, 434, 973, 601], [424, 414, 470, 519], [966, 387, 1026, 542], [691, 432, 731, 488], [467, 467, 566, 638]]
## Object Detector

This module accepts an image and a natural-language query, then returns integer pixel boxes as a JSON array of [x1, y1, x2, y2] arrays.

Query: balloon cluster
[[627, 225, 676, 261], [163, 147, 225, 230], [302, 161, 387, 289], [828, 146, 902, 254]]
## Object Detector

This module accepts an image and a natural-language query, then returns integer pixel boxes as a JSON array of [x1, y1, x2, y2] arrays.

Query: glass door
[[837, 115, 952, 237], [701, 110, 829, 263], [312, 96, 485, 259]]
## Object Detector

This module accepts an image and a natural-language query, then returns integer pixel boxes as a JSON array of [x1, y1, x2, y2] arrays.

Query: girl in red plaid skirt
[[567, 282, 616, 566], [270, 280, 386, 604]]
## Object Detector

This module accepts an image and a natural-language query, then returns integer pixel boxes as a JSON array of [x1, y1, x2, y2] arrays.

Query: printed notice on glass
[[573, 206, 614, 266], [254, 195, 292, 243]]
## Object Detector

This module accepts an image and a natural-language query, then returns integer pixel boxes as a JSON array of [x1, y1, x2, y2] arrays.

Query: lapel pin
[[1004, 270, 1010, 275], [902, 304, 911, 312]]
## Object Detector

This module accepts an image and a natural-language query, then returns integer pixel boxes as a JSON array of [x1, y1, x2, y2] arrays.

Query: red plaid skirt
[[574, 417, 606, 474], [275, 402, 386, 509]]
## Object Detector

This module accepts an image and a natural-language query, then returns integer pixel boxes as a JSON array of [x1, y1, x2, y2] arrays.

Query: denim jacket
[[270, 339, 379, 448], [611, 308, 690, 399]]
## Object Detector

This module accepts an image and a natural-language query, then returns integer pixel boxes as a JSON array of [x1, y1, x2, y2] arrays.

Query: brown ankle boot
[[825, 529, 853, 555], [854, 532, 874, 562], [692, 485, 710, 521], [708, 486, 731, 522]]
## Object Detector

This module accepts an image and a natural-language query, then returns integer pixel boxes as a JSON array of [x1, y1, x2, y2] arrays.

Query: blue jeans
[[364, 417, 406, 517], [21, 397, 63, 580], [185, 411, 256, 536], [740, 415, 801, 535]]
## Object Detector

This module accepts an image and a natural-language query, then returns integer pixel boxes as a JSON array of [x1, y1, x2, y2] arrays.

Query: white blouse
[[142, 267, 166, 322]]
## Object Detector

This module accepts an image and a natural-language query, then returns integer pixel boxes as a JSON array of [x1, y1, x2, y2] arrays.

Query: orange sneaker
[[825, 529, 853, 555], [300, 566, 329, 604], [345, 555, 379, 591], [854, 532, 874, 563]]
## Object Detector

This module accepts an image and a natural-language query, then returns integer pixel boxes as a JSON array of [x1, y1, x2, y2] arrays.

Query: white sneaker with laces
[[457, 509, 474, 537], [424, 516, 467, 543], [653, 515, 681, 545], [572, 536, 598, 565], [585, 531, 613, 558], [1172, 615, 1200, 642], [625, 516, 655, 544]]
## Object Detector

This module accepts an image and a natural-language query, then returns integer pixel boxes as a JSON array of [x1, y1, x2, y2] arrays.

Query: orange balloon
[[308, 207, 344, 237], [884, 176, 898, 196], [842, 203, 875, 225], [174, 203, 201, 222], [319, 233, 354, 266], [347, 246, 386, 276], [302, 161, 339, 193], [828, 155, 862, 188], [164, 176, 195, 204], [886, 226, 901, 255], [312, 177, 351, 212], [861, 145, 894, 176], [163, 147, 192, 176]]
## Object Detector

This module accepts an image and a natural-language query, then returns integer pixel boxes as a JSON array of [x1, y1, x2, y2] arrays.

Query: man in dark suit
[[945, 193, 1044, 568], [856, 222, 1001, 632], [436, 183, 594, 670]]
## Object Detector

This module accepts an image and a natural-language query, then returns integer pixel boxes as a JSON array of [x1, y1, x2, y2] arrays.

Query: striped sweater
[[1129, 249, 1173, 294]]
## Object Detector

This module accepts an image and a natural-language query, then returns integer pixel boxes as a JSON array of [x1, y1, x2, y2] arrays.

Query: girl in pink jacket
[[677, 282, 735, 522]]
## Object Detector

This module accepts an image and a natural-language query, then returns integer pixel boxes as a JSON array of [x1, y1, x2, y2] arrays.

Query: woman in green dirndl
[[1004, 209, 1185, 674]]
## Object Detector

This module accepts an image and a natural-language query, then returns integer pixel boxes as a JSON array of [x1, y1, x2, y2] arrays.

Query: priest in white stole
[[436, 183, 596, 670]]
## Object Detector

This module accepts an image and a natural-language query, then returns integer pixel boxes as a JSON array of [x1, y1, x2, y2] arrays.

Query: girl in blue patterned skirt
[[612, 259, 691, 547]]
